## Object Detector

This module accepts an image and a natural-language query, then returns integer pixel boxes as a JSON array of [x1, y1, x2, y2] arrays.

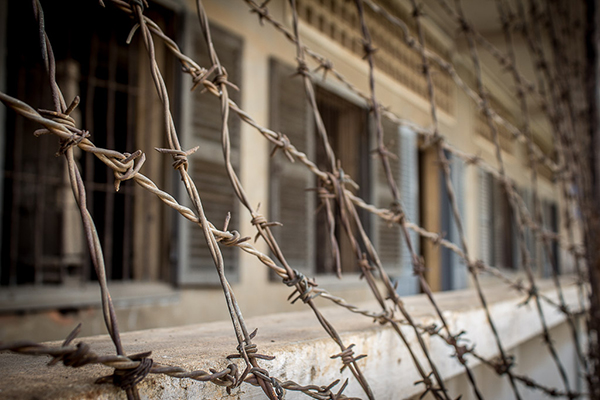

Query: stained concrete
[[0, 278, 585, 399]]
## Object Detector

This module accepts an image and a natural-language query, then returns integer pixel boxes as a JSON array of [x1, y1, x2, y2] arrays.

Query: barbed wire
[[447, 0, 574, 395], [241, 0, 587, 291], [0, 0, 592, 399]]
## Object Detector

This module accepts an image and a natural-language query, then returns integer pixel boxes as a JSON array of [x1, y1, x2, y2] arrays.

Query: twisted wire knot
[[218, 230, 250, 247], [446, 331, 471, 364], [358, 256, 375, 277], [330, 344, 367, 373], [414, 371, 434, 390], [251, 213, 283, 232], [314, 58, 333, 80], [212, 67, 239, 91], [294, 59, 310, 78], [464, 154, 482, 166], [37, 97, 89, 156], [56, 130, 90, 156], [468, 259, 485, 275], [111, 355, 153, 391], [218, 363, 239, 390], [238, 342, 259, 357], [155, 146, 199, 171], [491, 354, 515, 375], [213, 69, 229, 86], [422, 132, 444, 149], [113, 150, 146, 191], [361, 40, 377, 59], [251, 214, 268, 227], [413, 255, 427, 276], [333, 167, 359, 191], [270, 131, 294, 162], [414, 372, 446, 399], [246, 367, 284, 400], [431, 231, 445, 247], [58, 342, 97, 368], [389, 200, 405, 223], [519, 285, 538, 307], [250, 2, 270, 26], [226, 329, 275, 363], [423, 323, 442, 336], [283, 269, 318, 304], [454, 344, 471, 364], [188, 64, 216, 92]]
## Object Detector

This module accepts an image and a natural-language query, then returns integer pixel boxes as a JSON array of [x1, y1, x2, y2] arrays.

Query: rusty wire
[[241, 0, 587, 315], [442, 0, 574, 396], [0, 323, 363, 400], [495, 0, 588, 380], [0, 0, 593, 399], [243, 0, 587, 398]]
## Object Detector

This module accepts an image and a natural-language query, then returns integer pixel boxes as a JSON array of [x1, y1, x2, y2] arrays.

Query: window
[[440, 152, 467, 290], [541, 199, 560, 277], [373, 121, 420, 295], [521, 189, 560, 277], [269, 59, 316, 277], [314, 87, 369, 275], [479, 169, 516, 271], [1, 0, 176, 286], [178, 22, 243, 285], [269, 58, 419, 293], [479, 171, 561, 276]]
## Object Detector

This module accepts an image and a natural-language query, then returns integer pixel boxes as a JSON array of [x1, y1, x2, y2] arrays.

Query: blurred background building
[[0, 0, 579, 343]]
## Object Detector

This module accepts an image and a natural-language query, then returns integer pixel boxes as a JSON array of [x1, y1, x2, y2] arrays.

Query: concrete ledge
[[0, 282, 180, 313], [0, 278, 584, 399]]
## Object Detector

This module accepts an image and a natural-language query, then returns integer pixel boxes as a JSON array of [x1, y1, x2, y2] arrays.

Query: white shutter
[[371, 120, 419, 295], [478, 169, 492, 266], [522, 189, 537, 271], [551, 202, 560, 274], [397, 126, 419, 295], [541, 200, 551, 277], [541, 200, 560, 277], [449, 155, 467, 289], [178, 21, 243, 285], [371, 117, 400, 274], [268, 59, 315, 276], [491, 179, 503, 269]]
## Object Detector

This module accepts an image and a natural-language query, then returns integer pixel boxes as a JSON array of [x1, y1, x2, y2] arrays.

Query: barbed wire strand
[[408, 1, 521, 398], [516, 0, 589, 315], [240, 0, 586, 303], [0, 0, 591, 399], [447, 0, 575, 396], [495, 0, 588, 379], [30, 1, 138, 398]]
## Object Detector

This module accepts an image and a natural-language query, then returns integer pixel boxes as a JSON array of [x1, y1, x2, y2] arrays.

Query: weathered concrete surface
[[0, 278, 584, 399]]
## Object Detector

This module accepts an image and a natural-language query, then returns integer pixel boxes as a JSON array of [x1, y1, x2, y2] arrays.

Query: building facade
[[0, 0, 580, 343]]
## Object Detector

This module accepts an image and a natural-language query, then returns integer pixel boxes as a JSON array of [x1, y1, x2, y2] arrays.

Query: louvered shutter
[[371, 120, 419, 295], [491, 179, 503, 269], [372, 117, 401, 275], [397, 126, 420, 295], [269, 59, 315, 276], [511, 201, 519, 270], [179, 21, 243, 285], [522, 189, 537, 271], [541, 200, 560, 277], [449, 155, 467, 289], [550, 202, 560, 274], [512, 187, 524, 270], [541, 200, 551, 277], [479, 169, 492, 266]]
